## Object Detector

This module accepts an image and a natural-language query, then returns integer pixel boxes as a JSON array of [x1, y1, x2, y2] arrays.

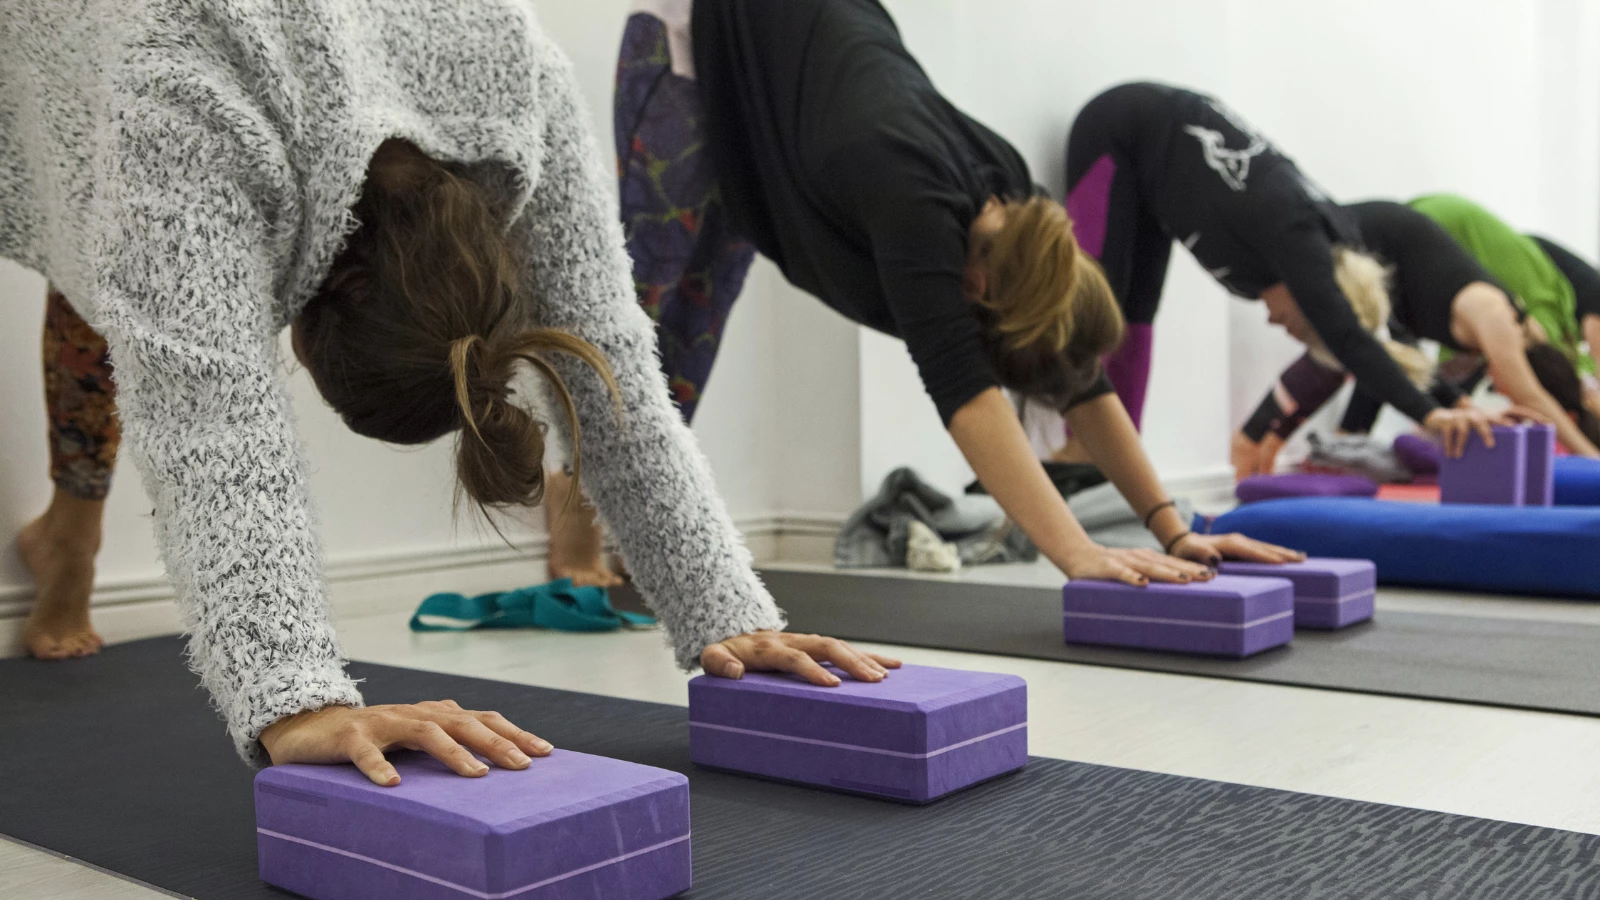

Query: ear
[[962, 263, 988, 302]]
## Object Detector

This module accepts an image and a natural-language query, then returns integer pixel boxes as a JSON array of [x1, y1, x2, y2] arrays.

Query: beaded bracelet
[[1162, 530, 1193, 555], [1142, 499, 1177, 529]]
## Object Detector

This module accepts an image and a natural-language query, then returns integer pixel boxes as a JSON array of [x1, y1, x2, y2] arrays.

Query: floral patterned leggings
[[615, 12, 756, 424], [41, 288, 120, 501]]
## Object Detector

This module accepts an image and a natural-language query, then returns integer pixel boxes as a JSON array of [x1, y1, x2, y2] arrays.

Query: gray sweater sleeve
[[93, 77, 362, 764], [514, 39, 786, 668]]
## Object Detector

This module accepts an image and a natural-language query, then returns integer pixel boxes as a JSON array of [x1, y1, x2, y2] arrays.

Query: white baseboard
[[0, 468, 1233, 659], [1159, 466, 1240, 515], [0, 513, 845, 659]]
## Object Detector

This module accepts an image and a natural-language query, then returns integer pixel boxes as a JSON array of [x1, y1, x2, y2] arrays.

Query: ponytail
[[298, 140, 619, 520]]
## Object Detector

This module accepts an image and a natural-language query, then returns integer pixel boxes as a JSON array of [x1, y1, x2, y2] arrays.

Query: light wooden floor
[[7, 563, 1600, 898]]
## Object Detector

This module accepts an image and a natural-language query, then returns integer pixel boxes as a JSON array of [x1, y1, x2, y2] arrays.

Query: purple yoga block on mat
[[1393, 434, 1442, 475], [1524, 424, 1555, 507], [1216, 558, 1376, 630], [1062, 575, 1295, 657], [1236, 473, 1378, 504], [1440, 425, 1527, 506], [255, 750, 691, 900], [688, 664, 1027, 804]]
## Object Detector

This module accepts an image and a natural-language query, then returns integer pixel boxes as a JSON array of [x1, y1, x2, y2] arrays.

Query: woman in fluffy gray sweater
[[1, 0, 894, 784]]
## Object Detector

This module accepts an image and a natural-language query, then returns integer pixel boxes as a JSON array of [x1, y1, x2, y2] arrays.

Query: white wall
[[2, 0, 1597, 616]]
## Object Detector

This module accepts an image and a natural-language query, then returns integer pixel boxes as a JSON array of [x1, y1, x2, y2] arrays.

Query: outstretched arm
[[103, 64, 557, 786], [516, 38, 891, 681], [1461, 285, 1600, 456], [1064, 394, 1302, 565], [1585, 315, 1600, 415], [951, 389, 1218, 583]]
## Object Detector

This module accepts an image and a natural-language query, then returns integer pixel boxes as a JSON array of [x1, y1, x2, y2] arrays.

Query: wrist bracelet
[[1142, 499, 1177, 529], [1162, 530, 1192, 555]]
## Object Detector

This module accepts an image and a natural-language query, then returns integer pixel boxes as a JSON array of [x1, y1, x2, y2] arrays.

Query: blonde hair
[[1310, 247, 1433, 387], [976, 197, 1125, 407]]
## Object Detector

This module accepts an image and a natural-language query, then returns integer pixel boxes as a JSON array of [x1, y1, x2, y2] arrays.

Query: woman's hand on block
[[1173, 532, 1305, 567], [1064, 544, 1215, 587], [260, 700, 553, 787], [701, 631, 902, 687], [1423, 404, 1534, 457]]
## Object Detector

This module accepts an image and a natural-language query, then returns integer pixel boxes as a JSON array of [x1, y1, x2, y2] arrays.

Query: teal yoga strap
[[409, 579, 656, 633]]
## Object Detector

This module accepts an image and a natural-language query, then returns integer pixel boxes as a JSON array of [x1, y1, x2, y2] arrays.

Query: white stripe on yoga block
[[1296, 588, 1376, 606], [257, 828, 689, 899], [688, 720, 1028, 759], [1062, 609, 1295, 629]]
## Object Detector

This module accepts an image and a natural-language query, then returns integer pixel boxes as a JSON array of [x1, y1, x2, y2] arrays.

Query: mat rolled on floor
[[1555, 455, 1600, 505], [1209, 497, 1600, 597]]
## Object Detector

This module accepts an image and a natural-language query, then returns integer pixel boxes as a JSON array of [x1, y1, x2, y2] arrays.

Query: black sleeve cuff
[[1063, 370, 1115, 411]]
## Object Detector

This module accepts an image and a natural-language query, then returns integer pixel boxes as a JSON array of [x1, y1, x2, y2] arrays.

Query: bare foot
[[18, 511, 104, 660], [544, 470, 623, 589]]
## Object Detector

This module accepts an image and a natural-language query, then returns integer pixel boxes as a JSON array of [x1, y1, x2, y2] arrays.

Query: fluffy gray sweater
[[0, 0, 784, 763]]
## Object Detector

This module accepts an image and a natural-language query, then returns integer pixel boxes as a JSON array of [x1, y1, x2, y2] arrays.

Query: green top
[[1409, 193, 1591, 374]]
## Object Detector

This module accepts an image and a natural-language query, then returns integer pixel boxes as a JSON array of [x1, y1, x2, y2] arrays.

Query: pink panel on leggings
[[1065, 153, 1117, 259], [1103, 323, 1154, 430]]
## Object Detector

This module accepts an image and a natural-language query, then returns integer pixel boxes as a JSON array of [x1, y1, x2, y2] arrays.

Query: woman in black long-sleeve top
[[1056, 82, 1504, 461]]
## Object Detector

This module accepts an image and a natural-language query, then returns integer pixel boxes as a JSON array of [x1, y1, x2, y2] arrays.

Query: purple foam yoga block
[[1217, 557, 1377, 630], [1440, 425, 1527, 505], [1393, 434, 1442, 475], [1236, 473, 1378, 505], [1062, 575, 1295, 657], [255, 750, 691, 900], [688, 664, 1027, 804], [1524, 424, 1556, 507]]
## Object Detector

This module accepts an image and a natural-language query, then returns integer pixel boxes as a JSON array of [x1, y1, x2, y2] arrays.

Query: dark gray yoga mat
[[762, 567, 1600, 717], [2, 637, 1597, 900]]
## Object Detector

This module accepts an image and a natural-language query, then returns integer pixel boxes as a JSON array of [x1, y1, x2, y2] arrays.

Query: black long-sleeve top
[[692, 0, 1041, 424], [1240, 201, 1511, 439], [1109, 83, 1441, 424]]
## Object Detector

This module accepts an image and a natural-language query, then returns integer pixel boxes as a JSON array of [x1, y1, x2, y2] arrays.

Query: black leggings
[[1064, 83, 1173, 326], [1531, 235, 1600, 322], [1063, 83, 1174, 427]]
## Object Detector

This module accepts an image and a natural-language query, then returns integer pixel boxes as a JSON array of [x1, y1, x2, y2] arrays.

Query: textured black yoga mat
[[2, 636, 1598, 900], [761, 567, 1600, 718]]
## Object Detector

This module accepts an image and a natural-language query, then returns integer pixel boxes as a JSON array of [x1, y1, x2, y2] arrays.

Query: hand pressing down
[[1063, 544, 1216, 587], [1170, 532, 1306, 568], [260, 700, 552, 787], [701, 631, 902, 687]]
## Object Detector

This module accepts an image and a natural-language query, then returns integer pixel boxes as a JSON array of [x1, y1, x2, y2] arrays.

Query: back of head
[[1526, 341, 1600, 446], [1330, 246, 1434, 387], [297, 140, 617, 517], [977, 197, 1125, 409]]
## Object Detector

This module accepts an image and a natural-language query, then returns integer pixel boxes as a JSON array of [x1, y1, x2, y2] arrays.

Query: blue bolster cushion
[[1210, 497, 1600, 598]]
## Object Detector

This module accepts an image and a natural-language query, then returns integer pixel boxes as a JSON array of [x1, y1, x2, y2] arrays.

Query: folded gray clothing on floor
[[1303, 433, 1412, 484], [835, 468, 1037, 569]]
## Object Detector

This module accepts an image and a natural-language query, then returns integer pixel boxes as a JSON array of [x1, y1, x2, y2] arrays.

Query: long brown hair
[[975, 197, 1125, 409], [297, 140, 618, 517]]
